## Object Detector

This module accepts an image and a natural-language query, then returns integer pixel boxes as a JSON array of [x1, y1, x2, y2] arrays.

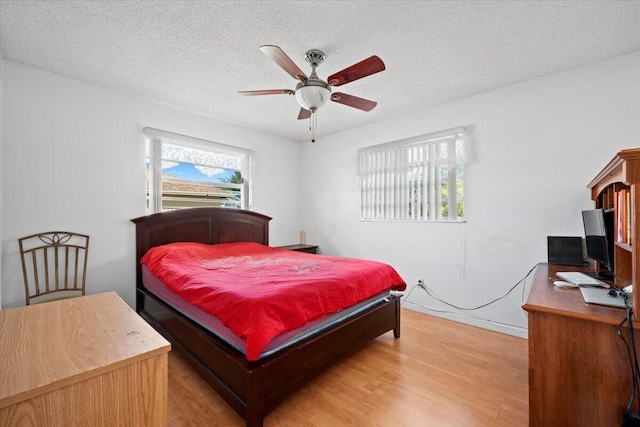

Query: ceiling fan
[[239, 45, 385, 142]]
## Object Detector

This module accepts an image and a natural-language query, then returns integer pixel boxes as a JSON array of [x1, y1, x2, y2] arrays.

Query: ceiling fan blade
[[331, 92, 378, 111], [260, 45, 308, 81], [238, 89, 295, 96], [331, 92, 377, 111], [297, 108, 311, 120], [327, 56, 385, 86]]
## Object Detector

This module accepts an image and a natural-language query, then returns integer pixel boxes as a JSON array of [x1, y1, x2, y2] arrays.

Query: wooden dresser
[[524, 263, 638, 426], [0, 292, 171, 426]]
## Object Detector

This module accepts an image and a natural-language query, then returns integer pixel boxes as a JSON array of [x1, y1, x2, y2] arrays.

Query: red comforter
[[141, 241, 406, 360]]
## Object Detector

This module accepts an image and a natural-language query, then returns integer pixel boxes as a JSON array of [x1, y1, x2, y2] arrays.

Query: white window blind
[[144, 127, 255, 213], [357, 127, 465, 221]]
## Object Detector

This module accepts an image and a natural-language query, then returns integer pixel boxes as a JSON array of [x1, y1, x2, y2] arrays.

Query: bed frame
[[132, 207, 401, 427]]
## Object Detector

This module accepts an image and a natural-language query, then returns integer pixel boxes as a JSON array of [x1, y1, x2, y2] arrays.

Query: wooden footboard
[[137, 288, 401, 427]]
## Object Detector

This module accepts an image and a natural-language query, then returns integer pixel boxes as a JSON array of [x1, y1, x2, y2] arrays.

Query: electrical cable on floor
[[411, 262, 542, 311], [398, 262, 543, 329], [401, 264, 640, 423], [402, 298, 527, 330], [399, 284, 423, 307]]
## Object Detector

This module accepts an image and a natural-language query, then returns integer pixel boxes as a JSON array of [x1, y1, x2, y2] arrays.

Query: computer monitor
[[582, 208, 614, 280]]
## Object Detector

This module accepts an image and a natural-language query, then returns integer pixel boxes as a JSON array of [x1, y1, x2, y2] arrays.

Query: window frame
[[144, 127, 255, 213], [357, 127, 465, 222]]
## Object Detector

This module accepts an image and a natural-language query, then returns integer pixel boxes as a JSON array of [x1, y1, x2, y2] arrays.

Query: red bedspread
[[141, 241, 406, 360]]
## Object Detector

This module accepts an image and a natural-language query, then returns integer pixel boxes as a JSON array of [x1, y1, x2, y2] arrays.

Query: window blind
[[357, 127, 465, 221]]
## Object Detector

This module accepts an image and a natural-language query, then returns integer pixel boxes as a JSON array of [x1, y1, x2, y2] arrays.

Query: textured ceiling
[[2, 1, 640, 142]]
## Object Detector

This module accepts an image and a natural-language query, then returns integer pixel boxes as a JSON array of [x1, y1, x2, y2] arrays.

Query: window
[[357, 127, 464, 221], [144, 127, 255, 213]]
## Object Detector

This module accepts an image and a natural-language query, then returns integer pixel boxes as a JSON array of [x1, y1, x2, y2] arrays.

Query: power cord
[[406, 262, 542, 311], [616, 279, 640, 426], [398, 262, 543, 329], [400, 265, 640, 425]]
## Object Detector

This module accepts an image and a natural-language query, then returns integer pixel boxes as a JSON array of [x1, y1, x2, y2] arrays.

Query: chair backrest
[[19, 231, 90, 305]]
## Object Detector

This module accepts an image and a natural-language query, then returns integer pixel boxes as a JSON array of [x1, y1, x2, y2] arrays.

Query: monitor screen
[[582, 208, 613, 273]]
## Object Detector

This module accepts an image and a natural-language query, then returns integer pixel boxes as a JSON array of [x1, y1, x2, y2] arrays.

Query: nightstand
[[277, 244, 318, 254]]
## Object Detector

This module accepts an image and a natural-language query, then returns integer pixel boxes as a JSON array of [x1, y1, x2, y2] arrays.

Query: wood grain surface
[[166, 308, 528, 427], [524, 264, 639, 426], [0, 292, 170, 426]]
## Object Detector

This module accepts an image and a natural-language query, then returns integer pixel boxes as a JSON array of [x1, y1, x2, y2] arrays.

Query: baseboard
[[403, 303, 528, 339]]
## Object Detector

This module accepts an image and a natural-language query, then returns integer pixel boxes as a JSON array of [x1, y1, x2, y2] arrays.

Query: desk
[[523, 264, 637, 426], [0, 292, 171, 426]]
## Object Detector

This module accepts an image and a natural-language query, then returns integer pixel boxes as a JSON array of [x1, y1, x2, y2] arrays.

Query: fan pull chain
[[309, 108, 317, 143]]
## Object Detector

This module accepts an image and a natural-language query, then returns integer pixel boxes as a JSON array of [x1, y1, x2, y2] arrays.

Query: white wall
[[300, 51, 640, 337], [1, 60, 302, 309], [3, 52, 639, 334]]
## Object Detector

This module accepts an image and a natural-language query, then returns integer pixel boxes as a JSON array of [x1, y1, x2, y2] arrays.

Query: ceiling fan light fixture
[[295, 83, 331, 111]]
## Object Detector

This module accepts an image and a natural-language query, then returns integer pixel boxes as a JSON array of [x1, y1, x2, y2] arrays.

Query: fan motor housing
[[304, 49, 325, 67]]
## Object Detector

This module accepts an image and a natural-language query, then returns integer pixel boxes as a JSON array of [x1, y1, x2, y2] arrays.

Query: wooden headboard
[[131, 207, 271, 297]]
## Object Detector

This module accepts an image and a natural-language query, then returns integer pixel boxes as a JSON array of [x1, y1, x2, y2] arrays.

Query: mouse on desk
[[553, 281, 579, 288]]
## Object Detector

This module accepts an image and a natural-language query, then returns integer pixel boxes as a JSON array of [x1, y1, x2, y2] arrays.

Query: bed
[[132, 207, 403, 427]]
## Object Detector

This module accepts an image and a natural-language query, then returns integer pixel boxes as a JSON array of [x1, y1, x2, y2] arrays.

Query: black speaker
[[547, 236, 584, 266]]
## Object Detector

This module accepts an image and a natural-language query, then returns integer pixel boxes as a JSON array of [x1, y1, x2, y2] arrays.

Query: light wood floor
[[166, 309, 528, 426]]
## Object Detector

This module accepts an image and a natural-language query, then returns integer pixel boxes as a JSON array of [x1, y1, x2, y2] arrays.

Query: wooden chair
[[19, 231, 90, 305]]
